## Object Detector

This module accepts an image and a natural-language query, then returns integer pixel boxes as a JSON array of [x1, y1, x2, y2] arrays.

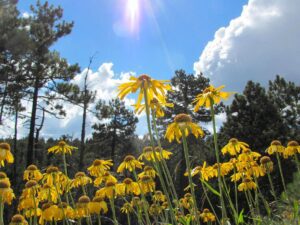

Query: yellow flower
[[180, 193, 193, 210], [266, 140, 285, 155], [23, 164, 43, 181], [193, 85, 232, 110], [0, 172, 11, 187], [9, 214, 28, 225], [200, 208, 216, 223], [54, 202, 74, 220], [38, 184, 58, 203], [96, 181, 117, 199], [18, 197, 38, 211], [149, 203, 163, 216], [238, 149, 261, 162], [71, 172, 92, 188], [48, 140, 77, 155], [221, 138, 249, 156], [0, 142, 14, 167], [152, 190, 166, 203], [24, 208, 42, 219], [138, 146, 172, 162], [284, 141, 300, 158], [42, 166, 66, 193], [120, 202, 133, 214], [238, 178, 257, 191], [117, 74, 172, 109], [39, 203, 58, 224], [0, 179, 15, 204], [134, 97, 173, 117], [87, 159, 113, 177], [116, 178, 140, 196], [94, 171, 117, 187], [75, 196, 91, 218], [260, 156, 273, 173], [165, 113, 204, 143], [138, 166, 156, 179], [138, 175, 155, 194], [21, 180, 39, 199], [117, 155, 143, 173], [88, 196, 108, 215]]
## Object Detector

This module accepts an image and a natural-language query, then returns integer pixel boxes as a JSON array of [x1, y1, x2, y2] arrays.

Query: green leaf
[[201, 179, 221, 197], [238, 209, 244, 224]]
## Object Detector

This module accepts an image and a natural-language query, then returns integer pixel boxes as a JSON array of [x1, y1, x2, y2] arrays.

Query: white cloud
[[194, 0, 300, 92], [0, 63, 142, 139]]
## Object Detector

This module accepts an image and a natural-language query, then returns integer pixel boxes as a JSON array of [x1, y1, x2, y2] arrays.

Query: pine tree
[[22, 1, 80, 165], [92, 99, 138, 165]]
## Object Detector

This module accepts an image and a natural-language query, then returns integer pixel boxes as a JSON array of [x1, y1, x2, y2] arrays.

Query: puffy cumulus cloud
[[194, 0, 300, 92], [40, 62, 136, 139]]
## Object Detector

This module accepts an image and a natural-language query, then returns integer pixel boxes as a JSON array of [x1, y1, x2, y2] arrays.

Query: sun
[[126, 0, 140, 32]]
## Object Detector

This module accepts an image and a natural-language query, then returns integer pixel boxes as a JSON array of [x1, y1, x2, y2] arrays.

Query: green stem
[[181, 131, 200, 225], [0, 197, 3, 225], [210, 100, 227, 219], [276, 152, 287, 195], [266, 170, 277, 202], [62, 151, 68, 176], [127, 213, 131, 225], [97, 214, 102, 225], [143, 88, 178, 225], [109, 197, 118, 225]]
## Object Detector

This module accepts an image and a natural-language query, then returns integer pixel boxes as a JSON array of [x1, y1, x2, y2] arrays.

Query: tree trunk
[[0, 77, 8, 125], [79, 101, 87, 169], [13, 106, 18, 184], [34, 108, 45, 165], [111, 126, 117, 164], [27, 77, 39, 166]]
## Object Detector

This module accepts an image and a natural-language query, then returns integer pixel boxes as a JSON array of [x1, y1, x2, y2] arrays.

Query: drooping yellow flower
[[238, 149, 261, 162], [54, 202, 74, 220], [180, 193, 193, 210], [18, 197, 38, 211], [138, 175, 155, 194], [284, 141, 300, 158], [134, 97, 174, 118], [120, 202, 133, 214], [87, 159, 113, 177], [71, 172, 92, 188], [75, 196, 91, 218], [116, 178, 140, 196], [39, 203, 58, 225], [165, 113, 204, 143], [0, 179, 15, 204], [138, 166, 157, 179], [117, 74, 172, 109], [0, 142, 14, 167], [38, 184, 58, 203], [193, 85, 232, 110], [9, 214, 28, 225], [221, 138, 249, 156], [41, 166, 68, 193], [94, 171, 117, 187], [260, 156, 274, 173], [149, 203, 163, 216], [96, 181, 117, 199], [117, 155, 143, 173], [266, 140, 285, 155], [48, 140, 77, 155], [238, 178, 257, 191], [23, 164, 43, 181], [200, 208, 216, 223], [152, 190, 166, 203], [21, 180, 39, 199], [24, 207, 42, 219], [138, 146, 172, 162], [0, 172, 11, 187], [88, 196, 108, 215]]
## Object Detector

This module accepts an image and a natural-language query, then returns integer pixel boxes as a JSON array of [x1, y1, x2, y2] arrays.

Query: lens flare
[[126, 0, 140, 32]]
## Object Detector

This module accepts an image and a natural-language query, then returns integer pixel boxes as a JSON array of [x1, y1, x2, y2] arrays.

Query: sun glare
[[126, 0, 140, 32]]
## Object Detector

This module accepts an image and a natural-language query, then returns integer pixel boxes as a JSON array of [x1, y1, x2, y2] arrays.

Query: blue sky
[[7, 0, 299, 139], [18, 0, 247, 78]]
